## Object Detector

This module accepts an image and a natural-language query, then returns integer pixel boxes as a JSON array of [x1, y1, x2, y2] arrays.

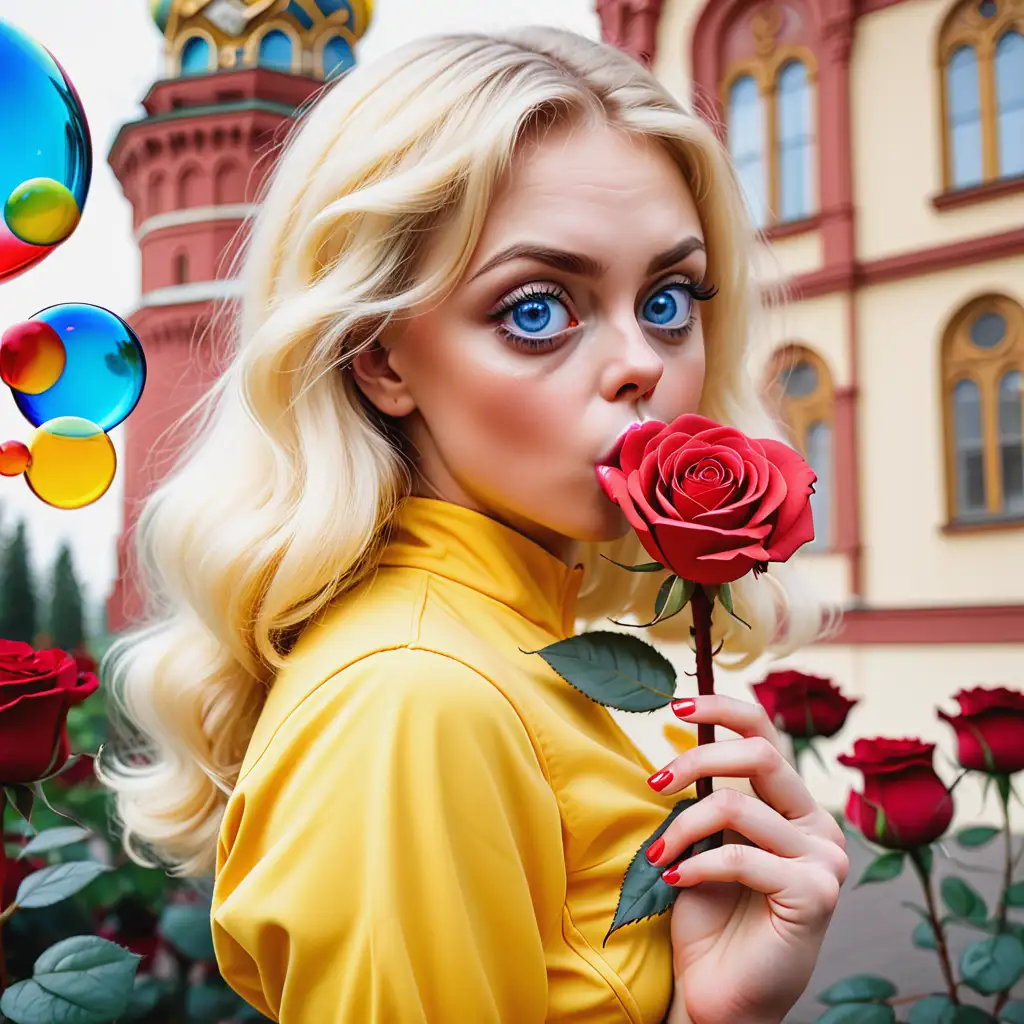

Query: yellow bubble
[[25, 416, 116, 509], [5, 177, 81, 247]]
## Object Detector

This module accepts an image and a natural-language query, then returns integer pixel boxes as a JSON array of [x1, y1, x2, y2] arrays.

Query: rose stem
[[690, 585, 716, 805], [993, 775, 1015, 1015], [909, 847, 959, 1006]]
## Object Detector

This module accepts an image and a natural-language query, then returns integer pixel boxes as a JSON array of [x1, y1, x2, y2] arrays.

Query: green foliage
[[941, 876, 990, 925], [818, 973, 898, 1004], [529, 631, 676, 711], [1006, 881, 1024, 907], [956, 826, 1001, 848], [0, 520, 38, 642], [856, 851, 905, 887], [999, 1001, 1024, 1023], [48, 541, 86, 651], [0, 935, 140, 1024], [159, 901, 217, 962], [815, 1004, 895, 1023], [959, 934, 1024, 995]]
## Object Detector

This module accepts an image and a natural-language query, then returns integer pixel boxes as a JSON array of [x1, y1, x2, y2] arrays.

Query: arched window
[[214, 161, 245, 205], [723, 56, 817, 228], [177, 167, 203, 209], [180, 36, 213, 76], [940, 1, 1024, 190], [258, 30, 294, 72], [943, 296, 1024, 523], [322, 35, 355, 80], [174, 252, 189, 285], [765, 345, 834, 549], [147, 173, 165, 216]]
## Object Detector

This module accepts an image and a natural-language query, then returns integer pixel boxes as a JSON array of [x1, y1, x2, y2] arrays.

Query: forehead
[[481, 123, 703, 250]]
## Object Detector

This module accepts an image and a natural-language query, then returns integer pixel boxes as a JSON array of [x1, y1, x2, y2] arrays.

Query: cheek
[[652, 338, 706, 418]]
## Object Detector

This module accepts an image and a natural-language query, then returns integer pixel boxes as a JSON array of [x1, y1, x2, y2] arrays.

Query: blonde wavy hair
[[99, 25, 830, 878]]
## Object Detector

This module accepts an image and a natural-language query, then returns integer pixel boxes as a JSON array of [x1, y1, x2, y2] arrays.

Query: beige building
[[598, 0, 1024, 824]]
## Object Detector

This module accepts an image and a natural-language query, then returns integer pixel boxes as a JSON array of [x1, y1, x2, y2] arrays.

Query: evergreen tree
[[50, 541, 86, 652], [0, 520, 38, 643]]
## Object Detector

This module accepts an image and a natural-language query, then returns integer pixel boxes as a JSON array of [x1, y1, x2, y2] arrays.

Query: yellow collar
[[378, 497, 585, 639]]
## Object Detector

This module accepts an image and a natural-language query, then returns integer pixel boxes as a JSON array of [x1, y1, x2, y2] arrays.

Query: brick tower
[[105, 0, 373, 631]]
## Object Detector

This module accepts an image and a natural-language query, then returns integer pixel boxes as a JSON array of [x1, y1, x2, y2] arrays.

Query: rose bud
[[838, 738, 954, 850], [0, 638, 99, 785], [752, 670, 858, 740], [938, 687, 1024, 776], [597, 414, 815, 585]]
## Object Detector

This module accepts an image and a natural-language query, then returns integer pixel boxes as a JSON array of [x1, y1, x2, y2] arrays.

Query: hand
[[645, 695, 849, 1024]]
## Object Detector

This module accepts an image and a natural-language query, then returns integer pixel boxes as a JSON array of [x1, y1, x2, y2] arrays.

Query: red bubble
[[0, 318, 66, 394], [0, 439, 31, 476]]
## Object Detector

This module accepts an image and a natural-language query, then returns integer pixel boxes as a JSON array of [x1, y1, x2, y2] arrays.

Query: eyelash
[[486, 276, 719, 352]]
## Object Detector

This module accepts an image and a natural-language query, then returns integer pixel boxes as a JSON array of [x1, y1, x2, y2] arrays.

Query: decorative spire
[[595, 0, 664, 68]]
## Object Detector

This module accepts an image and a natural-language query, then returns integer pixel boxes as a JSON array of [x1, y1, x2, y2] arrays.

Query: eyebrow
[[467, 236, 706, 283]]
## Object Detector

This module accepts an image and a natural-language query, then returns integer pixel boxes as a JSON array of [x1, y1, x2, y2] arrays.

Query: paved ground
[[787, 832, 1023, 1022]]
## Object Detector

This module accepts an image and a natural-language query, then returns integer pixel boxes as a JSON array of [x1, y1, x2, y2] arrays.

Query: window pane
[[258, 30, 293, 72], [806, 421, 831, 548], [180, 37, 211, 76], [777, 62, 814, 222], [728, 76, 768, 227], [947, 47, 984, 187], [970, 311, 1007, 349], [996, 32, 1024, 178], [782, 359, 819, 398], [954, 378, 986, 514], [323, 35, 354, 79], [999, 371, 1024, 513]]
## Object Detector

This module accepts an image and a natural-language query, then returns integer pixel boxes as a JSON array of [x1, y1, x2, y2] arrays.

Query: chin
[[561, 502, 632, 545]]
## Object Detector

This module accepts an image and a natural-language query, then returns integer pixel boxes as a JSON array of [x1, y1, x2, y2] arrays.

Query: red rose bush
[[0, 638, 141, 1023], [529, 414, 816, 942]]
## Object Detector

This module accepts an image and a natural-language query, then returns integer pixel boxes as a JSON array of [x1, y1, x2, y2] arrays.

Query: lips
[[597, 420, 648, 468]]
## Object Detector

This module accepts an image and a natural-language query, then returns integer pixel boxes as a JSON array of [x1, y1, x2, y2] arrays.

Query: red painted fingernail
[[662, 866, 681, 885], [671, 698, 696, 718], [647, 769, 673, 791], [646, 837, 666, 863]]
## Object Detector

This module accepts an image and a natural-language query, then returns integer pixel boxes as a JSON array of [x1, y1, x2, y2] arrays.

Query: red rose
[[0, 638, 99, 784], [597, 414, 816, 585], [752, 670, 858, 739], [938, 687, 1024, 775], [838, 738, 954, 850]]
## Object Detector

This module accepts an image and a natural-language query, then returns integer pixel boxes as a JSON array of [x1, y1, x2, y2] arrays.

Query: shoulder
[[238, 645, 534, 786]]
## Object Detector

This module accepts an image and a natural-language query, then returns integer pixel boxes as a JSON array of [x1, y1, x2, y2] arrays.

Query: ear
[[350, 339, 417, 417]]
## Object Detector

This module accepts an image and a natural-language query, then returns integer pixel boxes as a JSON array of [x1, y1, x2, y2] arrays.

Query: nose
[[598, 318, 664, 404]]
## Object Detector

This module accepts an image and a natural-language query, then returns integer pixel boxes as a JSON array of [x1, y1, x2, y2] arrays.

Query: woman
[[99, 25, 848, 1024]]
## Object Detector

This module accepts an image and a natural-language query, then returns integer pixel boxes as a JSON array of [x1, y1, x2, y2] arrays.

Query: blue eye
[[641, 284, 693, 331], [504, 294, 573, 339]]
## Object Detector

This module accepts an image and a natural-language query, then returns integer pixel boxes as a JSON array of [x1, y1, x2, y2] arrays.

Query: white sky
[[0, 0, 601, 621]]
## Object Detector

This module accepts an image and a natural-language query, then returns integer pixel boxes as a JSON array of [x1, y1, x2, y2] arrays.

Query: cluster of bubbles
[[0, 18, 146, 509]]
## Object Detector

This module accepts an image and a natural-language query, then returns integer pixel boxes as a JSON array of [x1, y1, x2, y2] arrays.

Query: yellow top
[[211, 496, 696, 1023]]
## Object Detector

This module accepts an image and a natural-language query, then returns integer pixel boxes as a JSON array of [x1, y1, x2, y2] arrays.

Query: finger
[[649, 735, 817, 821], [646, 787, 813, 867], [669, 694, 783, 751], [662, 843, 842, 920]]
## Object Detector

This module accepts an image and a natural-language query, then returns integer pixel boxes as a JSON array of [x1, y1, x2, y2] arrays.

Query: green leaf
[[856, 851, 905, 887], [916, 845, 934, 876], [815, 1005, 896, 1023], [999, 1000, 1024, 1024], [527, 631, 676, 712], [4, 783, 36, 825], [18, 827, 93, 859], [956, 826, 1001, 848], [1006, 881, 1024, 907], [600, 556, 665, 572], [645, 575, 693, 627], [907, 995, 953, 1024], [913, 919, 939, 950], [0, 935, 141, 1024], [818, 973, 898, 1004], [185, 980, 242, 1023], [159, 900, 217, 961], [942, 876, 989, 925], [710, 581, 752, 628], [996, 773, 1013, 809], [120, 974, 168, 1021], [15, 861, 110, 909], [960, 933, 1024, 995], [604, 798, 696, 945]]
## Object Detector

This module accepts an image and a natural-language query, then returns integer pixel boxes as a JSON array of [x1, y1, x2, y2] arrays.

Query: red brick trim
[[762, 214, 822, 241], [932, 175, 1024, 211], [819, 604, 1024, 644]]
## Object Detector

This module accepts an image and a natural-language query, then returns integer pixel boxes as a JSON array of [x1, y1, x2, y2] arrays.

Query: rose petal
[[757, 438, 817, 558], [598, 466, 669, 566]]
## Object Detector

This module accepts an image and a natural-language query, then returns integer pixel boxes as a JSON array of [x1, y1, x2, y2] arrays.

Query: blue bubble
[[13, 303, 146, 431]]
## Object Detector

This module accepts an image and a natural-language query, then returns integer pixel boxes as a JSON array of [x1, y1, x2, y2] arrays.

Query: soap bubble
[[10, 303, 146, 431], [0, 318, 67, 394], [24, 416, 116, 509], [0, 439, 30, 477], [0, 19, 91, 282]]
